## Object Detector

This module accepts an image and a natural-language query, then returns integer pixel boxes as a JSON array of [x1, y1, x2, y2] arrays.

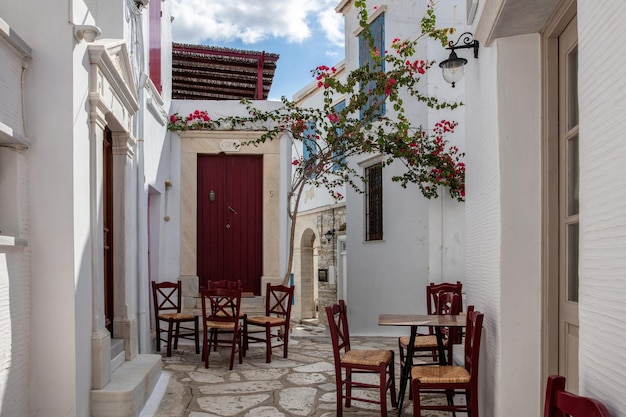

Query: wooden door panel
[[198, 154, 263, 294]]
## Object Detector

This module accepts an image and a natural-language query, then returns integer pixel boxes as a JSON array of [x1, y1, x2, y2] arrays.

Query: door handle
[[228, 206, 237, 214]]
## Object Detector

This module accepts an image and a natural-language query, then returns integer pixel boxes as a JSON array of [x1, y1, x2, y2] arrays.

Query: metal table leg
[[396, 325, 417, 416]]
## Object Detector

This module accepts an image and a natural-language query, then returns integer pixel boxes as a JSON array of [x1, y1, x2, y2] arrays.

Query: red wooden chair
[[326, 300, 397, 417], [544, 375, 613, 417], [243, 283, 295, 363], [411, 309, 483, 417], [399, 291, 462, 370], [151, 280, 199, 357], [204, 280, 244, 351], [399, 281, 463, 367], [200, 288, 243, 370]]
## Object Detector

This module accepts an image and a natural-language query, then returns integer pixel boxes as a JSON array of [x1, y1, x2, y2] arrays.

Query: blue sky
[[171, 0, 345, 101]]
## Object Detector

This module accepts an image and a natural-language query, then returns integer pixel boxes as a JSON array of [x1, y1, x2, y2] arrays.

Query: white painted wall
[[337, 0, 466, 335], [577, 2, 626, 415], [0, 0, 173, 415], [0, 17, 31, 417], [466, 1, 626, 415]]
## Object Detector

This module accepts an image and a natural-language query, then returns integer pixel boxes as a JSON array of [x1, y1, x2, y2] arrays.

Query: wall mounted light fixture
[[324, 229, 336, 244], [439, 32, 479, 87]]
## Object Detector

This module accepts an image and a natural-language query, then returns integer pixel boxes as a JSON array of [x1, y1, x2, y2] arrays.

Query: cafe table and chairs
[[378, 310, 469, 417], [410, 310, 484, 417]]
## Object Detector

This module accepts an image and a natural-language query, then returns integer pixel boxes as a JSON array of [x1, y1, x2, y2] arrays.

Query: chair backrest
[[325, 300, 350, 365], [426, 281, 462, 315], [544, 375, 613, 417], [436, 291, 462, 344], [200, 288, 242, 323], [152, 280, 183, 316], [265, 283, 295, 319], [463, 308, 483, 382], [207, 280, 243, 291]]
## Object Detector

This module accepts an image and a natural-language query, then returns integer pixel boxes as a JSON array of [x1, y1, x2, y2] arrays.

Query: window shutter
[[149, 0, 162, 94], [359, 14, 385, 119], [332, 100, 346, 171]]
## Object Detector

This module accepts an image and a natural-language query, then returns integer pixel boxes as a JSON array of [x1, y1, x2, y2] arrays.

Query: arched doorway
[[299, 228, 316, 320]]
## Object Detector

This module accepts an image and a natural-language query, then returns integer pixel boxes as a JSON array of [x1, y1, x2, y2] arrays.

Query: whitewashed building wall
[[0, 0, 173, 415], [336, 0, 467, 335], [577, 1, 626, 414], [464, 0, 626, 416]]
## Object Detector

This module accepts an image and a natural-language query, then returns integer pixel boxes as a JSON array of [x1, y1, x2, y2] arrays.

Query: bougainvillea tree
[[169, 1, 465, 285]]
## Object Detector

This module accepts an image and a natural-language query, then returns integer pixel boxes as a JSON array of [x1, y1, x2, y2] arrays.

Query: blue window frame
[[359, 13, 385, 119], [302, 121, 317, 177], [332, 100, 346, 171]]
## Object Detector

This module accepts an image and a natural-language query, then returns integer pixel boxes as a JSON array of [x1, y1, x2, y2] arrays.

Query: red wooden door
[[197, 154, 263, 294]]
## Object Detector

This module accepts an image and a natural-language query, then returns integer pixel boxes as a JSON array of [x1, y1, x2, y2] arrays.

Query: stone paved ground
[[141, 325, 452, 417]]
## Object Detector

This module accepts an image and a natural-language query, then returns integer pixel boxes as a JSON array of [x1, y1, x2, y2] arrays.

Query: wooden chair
[[411, 309, 483, 417], [151, 280, 200, 357], [544, 375, 613, 417], [200, 288, 243, 370], [399, 291, 462, 370], [243, 283, 295, 363], [326, 300, 397, 417], [204, 280, 243, 351]]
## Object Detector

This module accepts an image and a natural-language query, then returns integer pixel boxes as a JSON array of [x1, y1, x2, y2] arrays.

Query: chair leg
[[265, 326, 272, 363], [173, 322, 181, 350], [194, 317, 200, 354], [228, 331, 237, 370], [203, 329, 210, 368], [155, 320, 162, 352], [166, 320, 174, 357], [379, 369, 387, 417], [345, 368, 352, 408], [469, 388, 479, 417], [283, 324, 289, 358], [412, 380, 422, 417], [243, 321, 248, 357], [389, 355, 397, 408], [335, 372, 344, 417]]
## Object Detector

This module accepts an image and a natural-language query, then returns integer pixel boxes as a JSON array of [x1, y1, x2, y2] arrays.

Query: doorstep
[[91, 354, 161, 417]]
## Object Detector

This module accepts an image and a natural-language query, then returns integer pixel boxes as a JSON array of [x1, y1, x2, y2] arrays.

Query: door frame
[[178, 130, 283, 295], [541, 0, 577, 390]]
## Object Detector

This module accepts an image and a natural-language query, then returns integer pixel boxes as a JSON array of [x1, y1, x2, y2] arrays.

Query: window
[[365, 163, 383, 241], [332, 100, 346, 171], [302, 121, 318, 178], [149, 0, 162, 93], [359, 13, 385, 119]]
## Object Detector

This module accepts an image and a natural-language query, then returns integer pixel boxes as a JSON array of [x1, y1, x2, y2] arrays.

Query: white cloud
[[171, 0, 344, 47], [317, 8, 344, 48]]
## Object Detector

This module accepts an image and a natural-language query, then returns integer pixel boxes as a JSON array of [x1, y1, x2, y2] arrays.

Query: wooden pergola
[[172, 43, 279, 100]]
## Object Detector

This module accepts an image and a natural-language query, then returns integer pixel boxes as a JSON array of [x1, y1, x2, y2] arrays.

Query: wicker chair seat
[[412, 364, 470, 384], [246, 316, 286, 326], [205, 320, 236, 330], [341, 349, 393, 366], [158, 312, 196, 321], [399, 334, 449, 349]]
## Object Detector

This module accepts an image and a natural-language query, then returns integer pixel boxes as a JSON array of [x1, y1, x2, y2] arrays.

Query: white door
[[558, 15, 579, 393]]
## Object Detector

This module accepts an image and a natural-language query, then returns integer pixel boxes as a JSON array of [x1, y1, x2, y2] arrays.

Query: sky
[[171, 0, 346, 101]]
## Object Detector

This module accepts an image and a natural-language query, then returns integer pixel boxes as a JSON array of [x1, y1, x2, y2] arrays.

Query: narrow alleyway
[[141, 325, 451, 417]]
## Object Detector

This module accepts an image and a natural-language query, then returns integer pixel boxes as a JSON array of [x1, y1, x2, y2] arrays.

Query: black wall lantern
[[439, 32, 479, 87], [324, 229, 336, 244]]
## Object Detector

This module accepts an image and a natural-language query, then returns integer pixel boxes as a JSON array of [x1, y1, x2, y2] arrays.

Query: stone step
[[91, 354, 161, 417]]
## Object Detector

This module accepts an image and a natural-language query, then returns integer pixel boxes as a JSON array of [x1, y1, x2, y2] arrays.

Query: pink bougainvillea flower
[[328, 113, 340, 123]]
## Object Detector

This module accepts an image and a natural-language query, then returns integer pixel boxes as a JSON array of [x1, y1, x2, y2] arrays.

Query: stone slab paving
[[144, 326, 452, 417]]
